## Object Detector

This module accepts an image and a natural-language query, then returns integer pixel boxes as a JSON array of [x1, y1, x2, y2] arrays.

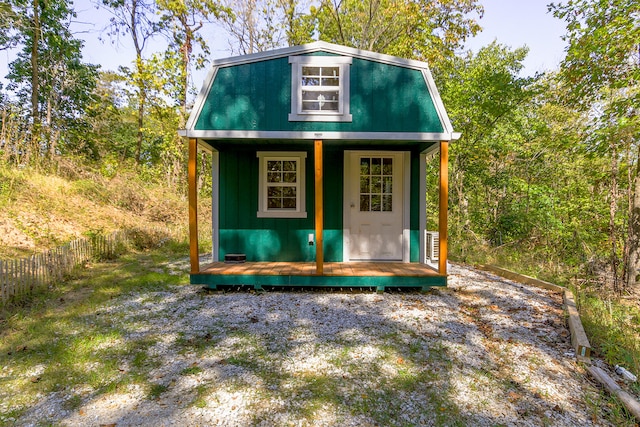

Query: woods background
[[0, 0, 639, 298]]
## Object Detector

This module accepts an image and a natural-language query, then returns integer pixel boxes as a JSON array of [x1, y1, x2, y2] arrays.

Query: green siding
[[217, 143, 425, 262], [191, 272, 447, 290], [218, 143, 344, 262], [195, 56, 444, 134], [410, 150, 421, 262]]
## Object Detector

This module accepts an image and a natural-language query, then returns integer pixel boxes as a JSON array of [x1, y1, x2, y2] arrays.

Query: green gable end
[[194, 55, 444, 134]]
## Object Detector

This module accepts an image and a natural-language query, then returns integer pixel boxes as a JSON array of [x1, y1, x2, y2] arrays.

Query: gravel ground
[[11, 262, 617, 426]]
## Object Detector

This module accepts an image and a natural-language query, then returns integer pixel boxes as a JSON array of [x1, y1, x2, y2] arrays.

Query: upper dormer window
[[288, 56, 352, 122]]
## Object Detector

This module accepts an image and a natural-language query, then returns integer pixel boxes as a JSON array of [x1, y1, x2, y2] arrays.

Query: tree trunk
[[626, 174, 640, 293], [135, 85, 144, 164], [30, 0, 40, 157], [609, 140, 620, 293]]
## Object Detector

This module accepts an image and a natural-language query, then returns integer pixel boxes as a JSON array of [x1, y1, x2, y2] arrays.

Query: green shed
[[179, 41, 459, 290]]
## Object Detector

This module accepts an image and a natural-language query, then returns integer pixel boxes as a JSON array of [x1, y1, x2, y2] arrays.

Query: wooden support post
[[438, 141, 449, 275], [314, 139, 324, 275], [188, 138, 199, 274]]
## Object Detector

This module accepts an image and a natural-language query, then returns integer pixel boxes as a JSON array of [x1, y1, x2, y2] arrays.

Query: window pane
[[318, 90, 338, 101], [382, 195, 392, 212], [371, 157, 381, 175], [360, 158, 370, 175], [282, 198, 296, 209], [383, 176, 392, 193], [383, 158, 393, 175], [267, 172, 281, 183], [268, 186, 282, 197], [360, 176, 370, 193], [283, 172, 296, 183], [321, 67, 339, 77], [302, 77, 320, 86], [302, 101, 319, 111], [268, 160, 282, 171], [283, 160, 296, 171], [371, 176, 381, 193], [320, 101, 339, 111], [302, 67, 320, 76], [371, 195, 381, 211], [302, 91, 320, 101], [268, 198, 282, 209], [360, 195, 370, 211], [321, 77, 339, 86], [282, 186, 296, 197]]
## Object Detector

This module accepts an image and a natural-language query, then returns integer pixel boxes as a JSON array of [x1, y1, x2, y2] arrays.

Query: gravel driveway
[[14, 263, 612, 426]]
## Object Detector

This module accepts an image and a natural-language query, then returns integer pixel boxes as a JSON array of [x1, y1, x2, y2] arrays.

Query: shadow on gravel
[[4, 262, 611, 426]]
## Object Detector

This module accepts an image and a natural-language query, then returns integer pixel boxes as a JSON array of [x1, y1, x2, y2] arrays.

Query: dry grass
[[0, 164, 199, 259]]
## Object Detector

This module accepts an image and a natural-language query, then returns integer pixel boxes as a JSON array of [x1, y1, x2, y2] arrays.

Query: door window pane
[[359, 156, 393, 212]]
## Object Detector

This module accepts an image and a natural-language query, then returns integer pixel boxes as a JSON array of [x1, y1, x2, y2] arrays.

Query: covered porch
[[187, 138, 450, 291], [192, 261, 445, 291]]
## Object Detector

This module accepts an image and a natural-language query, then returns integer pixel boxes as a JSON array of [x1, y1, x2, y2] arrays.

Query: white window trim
[[288, 56, 353, 122], [257, 151, 307, 218]]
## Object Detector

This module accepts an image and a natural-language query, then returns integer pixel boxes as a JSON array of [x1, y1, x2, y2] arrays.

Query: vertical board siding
[[410, 149, 421, 262], [216, 143, 423, 263], [194, 56, 444, 134], [323, 147, 344, 262], [218, 144, 318, 262]]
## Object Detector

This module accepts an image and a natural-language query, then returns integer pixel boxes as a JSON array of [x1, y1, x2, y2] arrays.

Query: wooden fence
[[0, 231, 127, 306], [0, 225, 210, 306]]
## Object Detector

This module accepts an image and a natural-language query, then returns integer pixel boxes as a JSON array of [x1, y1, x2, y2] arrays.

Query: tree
[[101, 0, 160, 165], [5, 0, 99, 162], [156, 0, 230, 122], [315, 0, 483, 63], [551, 0, 640, 292], [220, 0, 314, 54], [437, 43, 533, 251]]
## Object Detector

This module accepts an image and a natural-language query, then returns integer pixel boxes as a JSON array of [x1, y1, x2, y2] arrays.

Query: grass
[[1, 245, 636, 426], [0, 246, 190, 424]]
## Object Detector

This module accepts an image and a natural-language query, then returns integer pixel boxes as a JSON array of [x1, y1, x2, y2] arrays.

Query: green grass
[[0, 247, 189, 423]]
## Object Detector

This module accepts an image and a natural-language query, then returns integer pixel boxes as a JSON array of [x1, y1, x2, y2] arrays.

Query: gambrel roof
[[180, 41, 459, 141]]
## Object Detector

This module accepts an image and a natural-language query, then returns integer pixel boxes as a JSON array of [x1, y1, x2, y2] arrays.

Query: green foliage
[[220, 0, 315, 54], [315, 0, 483, 64], [579, 293, 640, 379], [4, 0, 100, 161], [550, 0, 640, 106]]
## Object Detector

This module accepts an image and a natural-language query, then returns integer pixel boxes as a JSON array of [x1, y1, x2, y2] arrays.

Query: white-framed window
[[288, 56, 352, 122], [257, 151, 307, 218]]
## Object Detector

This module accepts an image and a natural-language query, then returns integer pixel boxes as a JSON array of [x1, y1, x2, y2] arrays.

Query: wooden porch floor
[[199, 262, 439, 277], [192, 262, 445, 290]]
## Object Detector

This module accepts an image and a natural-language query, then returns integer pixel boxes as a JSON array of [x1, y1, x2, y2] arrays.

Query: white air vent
[[425, 231, 440, 261]]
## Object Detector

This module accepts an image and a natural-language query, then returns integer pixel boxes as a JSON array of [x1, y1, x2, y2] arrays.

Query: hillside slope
[[0, 164, 195, 259]]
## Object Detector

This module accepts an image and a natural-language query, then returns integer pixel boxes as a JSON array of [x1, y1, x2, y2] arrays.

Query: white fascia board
[[421, 143, 440, 157], [205, 41, 432, 71], [178, 129, 459, 141], [185, 67, 219, 130], [196, 139, 215, 152]]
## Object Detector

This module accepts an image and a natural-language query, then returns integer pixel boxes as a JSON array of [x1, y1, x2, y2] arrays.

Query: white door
[[348, 152, 404, 260]]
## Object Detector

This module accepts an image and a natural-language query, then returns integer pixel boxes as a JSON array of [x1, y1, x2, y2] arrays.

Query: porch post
[[188, 138, 199, 274], [438, 141, 449, 275], [314, 139, 324, 275]]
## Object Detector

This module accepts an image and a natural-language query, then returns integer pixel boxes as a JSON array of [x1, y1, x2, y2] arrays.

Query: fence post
[[1, 260, 5, 304]]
